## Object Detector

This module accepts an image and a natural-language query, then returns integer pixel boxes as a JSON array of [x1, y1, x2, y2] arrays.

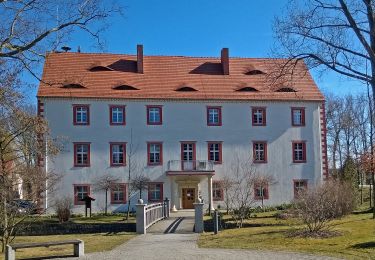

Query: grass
[[0, 232, 135, 260], [199, 211, 375, 259]]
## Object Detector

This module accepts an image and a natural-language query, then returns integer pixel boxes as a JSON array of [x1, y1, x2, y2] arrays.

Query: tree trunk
[[370, 82, 375, 218], [105, 189, 108, 215]]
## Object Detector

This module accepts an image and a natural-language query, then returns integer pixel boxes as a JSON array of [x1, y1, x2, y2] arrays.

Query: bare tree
[[131, 173, 151, 200], [0, 0, 122, 77], [326, 94, 345, 173], [255, 174, 277, 210], [0, 81, 60, 252], [93, 175, 120, 215], [125, 129, 142, 222], [275, 0, 375, 218], [223, 154, 274, 228]]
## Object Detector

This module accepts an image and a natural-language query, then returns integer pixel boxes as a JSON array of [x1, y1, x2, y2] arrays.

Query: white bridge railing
[[136, 199, 170, 234]]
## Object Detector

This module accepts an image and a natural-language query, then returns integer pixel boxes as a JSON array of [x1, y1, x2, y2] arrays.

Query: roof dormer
[[175, 86, 198, 92]]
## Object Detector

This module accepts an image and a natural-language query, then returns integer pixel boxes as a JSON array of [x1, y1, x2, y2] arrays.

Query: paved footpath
[[57, 212, 341, 260]]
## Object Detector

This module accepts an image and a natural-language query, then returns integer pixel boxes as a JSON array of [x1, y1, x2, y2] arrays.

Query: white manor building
[[37, 45, 328, 213]]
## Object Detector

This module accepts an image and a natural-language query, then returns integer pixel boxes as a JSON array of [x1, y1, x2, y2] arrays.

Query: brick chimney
[[137, 44, 144, 74], [221, 48, 229, 75]]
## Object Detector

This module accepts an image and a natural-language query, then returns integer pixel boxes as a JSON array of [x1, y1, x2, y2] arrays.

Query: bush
[[292, 179, 355, 235], [54, 197, 72, 223]]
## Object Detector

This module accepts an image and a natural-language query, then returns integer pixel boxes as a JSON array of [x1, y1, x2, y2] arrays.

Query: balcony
[[166, 160, 214, 174]]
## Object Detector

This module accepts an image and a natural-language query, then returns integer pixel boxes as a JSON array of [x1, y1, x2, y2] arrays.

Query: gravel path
[[54, 215, 341, 260], [71, 232, 341, 260]]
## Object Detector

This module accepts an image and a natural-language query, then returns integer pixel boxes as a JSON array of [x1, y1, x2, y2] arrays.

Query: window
[[147, 142, 163, 165], [213, 181, 224, 201], [148, 183, 163, 202], [207, 106, 222, 126], [294, 180, 308, 198], [110, 105, 126, 125], [73, 105, 89, 125], [111, 184, 126, 204], [252, 107, 266, 126], [74, 143, 90, 167], [147, 106, 162, 125], [181, 142, 196, 170], [291, 107, 305, 126], [208, 142, 222, 164], [292, 141, 306, 163], [74, 185, 90, 205], [110, 143, 126, 166], [253, 142, 267, 163], [254, 183, 269, 200]]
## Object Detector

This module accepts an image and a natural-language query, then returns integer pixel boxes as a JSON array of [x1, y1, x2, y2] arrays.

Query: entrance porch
[[166, 160, 215, 211]]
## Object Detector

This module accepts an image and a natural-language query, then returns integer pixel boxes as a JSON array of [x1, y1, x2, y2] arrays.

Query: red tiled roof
[[37, 52, 324, 101]]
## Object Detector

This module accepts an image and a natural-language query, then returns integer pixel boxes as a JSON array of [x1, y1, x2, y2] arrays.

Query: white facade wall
[[42, 98, 324, 213]]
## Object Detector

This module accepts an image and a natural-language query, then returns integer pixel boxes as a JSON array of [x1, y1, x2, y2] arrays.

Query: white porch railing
[[167, 160, 214, 172], [136, 199, 170, 234]]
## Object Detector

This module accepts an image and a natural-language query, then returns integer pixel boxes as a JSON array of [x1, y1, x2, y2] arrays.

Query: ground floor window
[[254, 183, 269, 200], [212, 181, 224, 201], [294, 179, 308, 198], [111, 184, 126, 204], [148, 183, 163, 202], [74, 185, 90, 205]]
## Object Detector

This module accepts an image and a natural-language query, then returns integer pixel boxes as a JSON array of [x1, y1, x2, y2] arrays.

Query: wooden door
[[182, 188, 195, 209]]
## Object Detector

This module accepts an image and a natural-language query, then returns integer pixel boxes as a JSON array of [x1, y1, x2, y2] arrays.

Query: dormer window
[[245, 69, 265, 75], [112, 85, 139, 91], [236, 87, 258, 92], [89, 66, 114, 72], [276, 87, 297, 92], [62, 83, 85, 89], [175, 86, 198, 92]]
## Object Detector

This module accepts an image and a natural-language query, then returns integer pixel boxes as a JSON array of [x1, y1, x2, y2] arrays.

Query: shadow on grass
[[350, 241, 375, 249], [20, 254, 74, 260], [251, 230, 288, 236], [352, 208, 374, 214]]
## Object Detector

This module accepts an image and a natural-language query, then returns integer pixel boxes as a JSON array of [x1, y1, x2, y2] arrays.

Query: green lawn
[[25, 213, 136, 224], [199, 212, 375, 259], [0, 232, 135, 260]]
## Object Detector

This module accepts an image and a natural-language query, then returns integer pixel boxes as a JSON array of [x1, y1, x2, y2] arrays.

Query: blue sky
[[25, 0, 367, 103]]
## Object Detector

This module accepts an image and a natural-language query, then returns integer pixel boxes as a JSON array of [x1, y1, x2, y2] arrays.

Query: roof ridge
[[46, 51, 287, 60]]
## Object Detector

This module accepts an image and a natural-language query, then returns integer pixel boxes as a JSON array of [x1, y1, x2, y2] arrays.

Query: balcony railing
[[167, 160, 214, 172]]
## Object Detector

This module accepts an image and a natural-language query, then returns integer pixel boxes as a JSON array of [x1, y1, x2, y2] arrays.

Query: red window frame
[[146, 105, 163, 125], [291, 107, 305, 126], [73, 184, 91, 205], [109, 105, 126, 125], [293, 179, 308, 198], [181, 142, 196, 170], [73, 104, 90, 125], [253, 141, 267, 163], [206, 106, 222, 126], [292, 141, 307, 163], [213, 181, 224, 201], [252, 107, 266, 126], [111, 183, 127, 204], [110, 142, 126, 167], [207, 142, 223, 164], [254, 183, 269, 200], [147, 142, 163, 166], [74, 142, 91, 167], [148, 182, 164, 202]]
